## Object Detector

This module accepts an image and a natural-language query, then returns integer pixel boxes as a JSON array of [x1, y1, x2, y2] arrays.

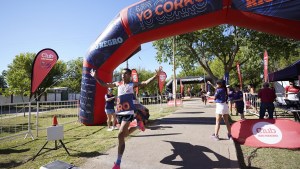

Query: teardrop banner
[[231, 119, 300, 149], [131, 69, 139, 94], [31, 48, 59, 94], [158, 67, 167, 94]]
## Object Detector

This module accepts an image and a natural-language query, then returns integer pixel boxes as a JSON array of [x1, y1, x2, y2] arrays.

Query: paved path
[[81, 99, 239, 169]]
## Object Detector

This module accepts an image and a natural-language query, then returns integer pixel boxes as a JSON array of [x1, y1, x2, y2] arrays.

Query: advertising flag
[[131, 69, 139, 94], [158, 71, 167, 94], [31, 48, 59, 94], [264, 50, 269, 82], [236, 62, 243, 89]]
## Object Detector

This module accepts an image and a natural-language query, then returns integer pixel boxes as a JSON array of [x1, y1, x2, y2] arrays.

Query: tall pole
[[172, 36, 177, 107]]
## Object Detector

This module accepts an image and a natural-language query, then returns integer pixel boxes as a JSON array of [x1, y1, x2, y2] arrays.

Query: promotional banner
[[31, 48, 59, 94], [264, 50, 269, 82], [236, 62, 243, 89], [231, 119, 300, 149], [232, 0, 300, 21], [158, 70, 167, 94], [127, 0, 223, 35], [131, 69, 139, 94]]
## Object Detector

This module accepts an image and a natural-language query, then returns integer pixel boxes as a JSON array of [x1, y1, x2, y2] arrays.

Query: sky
[[0, 0, 178, 77]]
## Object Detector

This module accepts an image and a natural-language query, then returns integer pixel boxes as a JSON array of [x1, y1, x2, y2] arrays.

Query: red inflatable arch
[[80, 0, 300, 125]]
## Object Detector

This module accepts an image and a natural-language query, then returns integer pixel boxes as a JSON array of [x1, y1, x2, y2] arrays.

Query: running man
[[90, 68, 161, 169]]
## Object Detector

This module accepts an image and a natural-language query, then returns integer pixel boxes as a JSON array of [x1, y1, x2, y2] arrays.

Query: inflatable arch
[[80, 0, 300, 125]]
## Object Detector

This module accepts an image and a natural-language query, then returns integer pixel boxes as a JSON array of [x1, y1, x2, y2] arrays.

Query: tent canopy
[[269, 60, 300, 82]]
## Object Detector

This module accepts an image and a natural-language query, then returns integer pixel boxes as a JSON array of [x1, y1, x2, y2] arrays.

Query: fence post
[[36, 101, 39, 137], [24, 102, 34, 140]]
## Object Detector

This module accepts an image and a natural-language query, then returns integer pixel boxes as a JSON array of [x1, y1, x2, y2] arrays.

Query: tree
[[6, 52, 66, 101], [153, 25, 300, 87], [153, 25, 249, 84], [58, 57, 83, 93], [0, 70, 7, 91]]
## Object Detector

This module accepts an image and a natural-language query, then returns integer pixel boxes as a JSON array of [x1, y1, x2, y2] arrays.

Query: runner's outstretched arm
[[90, 69, 116, 88]]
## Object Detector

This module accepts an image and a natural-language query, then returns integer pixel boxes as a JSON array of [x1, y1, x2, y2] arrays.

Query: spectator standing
[[227, 85, 235, 115], [105, 88, 117, 131], [258, 82, 277, 119], [211, 80, 232, 141], [233, 84, 245, 120]]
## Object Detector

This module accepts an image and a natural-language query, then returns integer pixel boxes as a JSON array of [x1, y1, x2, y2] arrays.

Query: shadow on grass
[[0, 148, 30, 154], [68, 148, 108, 158], [234, 141, 261, 169], [0, 160, 23, 169]]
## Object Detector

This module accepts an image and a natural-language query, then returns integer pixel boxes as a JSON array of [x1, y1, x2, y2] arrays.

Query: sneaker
[[137, 121, 145, 131], [112, 163, 120, 169], [112, 126, 118, 130], [107, 128, 113, 131], [227, 133, 232, 140], [211, 134, 219, 141]]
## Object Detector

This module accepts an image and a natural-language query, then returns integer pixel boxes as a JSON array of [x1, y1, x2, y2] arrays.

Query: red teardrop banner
[[31, 48, 59, 94]]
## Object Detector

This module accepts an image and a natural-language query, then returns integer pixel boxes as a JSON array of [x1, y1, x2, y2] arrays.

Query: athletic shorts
[[105, 109, 115, 115], [215, 102, 229, 115], [116, 114, 134, 124]]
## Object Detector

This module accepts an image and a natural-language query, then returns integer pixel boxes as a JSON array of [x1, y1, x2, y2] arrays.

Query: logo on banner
[[252, 122, 282, 144]]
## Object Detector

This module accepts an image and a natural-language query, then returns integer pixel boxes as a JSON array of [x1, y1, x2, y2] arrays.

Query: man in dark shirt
[[258, 82, 277, 119]]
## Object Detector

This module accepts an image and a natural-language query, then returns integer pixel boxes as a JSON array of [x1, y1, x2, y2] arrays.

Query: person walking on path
[[232, 84, 245, 120], [258, 82, 277, 119], [105, 88, 117, 131], [90, 68, 161, 169], [211, 80, 232, 141]]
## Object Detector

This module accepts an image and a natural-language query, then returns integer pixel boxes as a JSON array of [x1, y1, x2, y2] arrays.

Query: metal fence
[[0, 100, 79, 141], [0, 94, 183, 141]]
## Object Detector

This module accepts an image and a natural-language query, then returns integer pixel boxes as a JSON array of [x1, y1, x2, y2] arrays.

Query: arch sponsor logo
[[252, 122, 282, 144]]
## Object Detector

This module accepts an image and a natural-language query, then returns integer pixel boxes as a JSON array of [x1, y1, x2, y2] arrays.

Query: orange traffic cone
[[52, 115, 58, 126]]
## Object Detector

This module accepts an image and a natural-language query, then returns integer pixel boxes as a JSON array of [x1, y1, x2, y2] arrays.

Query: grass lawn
[[230, 113, 300, 169], [0, 105, 178, 169]]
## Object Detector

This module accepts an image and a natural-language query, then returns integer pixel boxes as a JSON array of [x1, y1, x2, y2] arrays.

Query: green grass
[[0, 105, 178, 169], [230, 113, 300, 169]]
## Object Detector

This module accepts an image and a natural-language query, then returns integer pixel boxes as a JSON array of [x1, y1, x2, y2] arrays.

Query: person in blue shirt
[[211, 79, 232, 141], [105, 88, 117, 131], [232, 84, 245, 120]]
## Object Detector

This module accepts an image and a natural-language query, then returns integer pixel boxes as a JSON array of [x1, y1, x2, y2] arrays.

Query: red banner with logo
[[31, 48, 59, 94], [236, 62, 243, 89], [231, 119, 300, 149], [131, 69, 139, 94], [158, 71, 167, 94], [263, 50, 269, 82]]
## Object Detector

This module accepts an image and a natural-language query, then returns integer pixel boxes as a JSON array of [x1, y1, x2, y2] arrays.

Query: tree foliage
[[153, 25, 300, 88], [58, 57, 83, 93], [0, 70, 7, 92]]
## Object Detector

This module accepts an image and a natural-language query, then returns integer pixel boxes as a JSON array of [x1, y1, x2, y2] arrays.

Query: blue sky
[[0, 0, 177, 77]]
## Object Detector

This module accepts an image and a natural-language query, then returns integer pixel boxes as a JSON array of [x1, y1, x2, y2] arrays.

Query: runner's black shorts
[[116, 114, 134, 124]]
